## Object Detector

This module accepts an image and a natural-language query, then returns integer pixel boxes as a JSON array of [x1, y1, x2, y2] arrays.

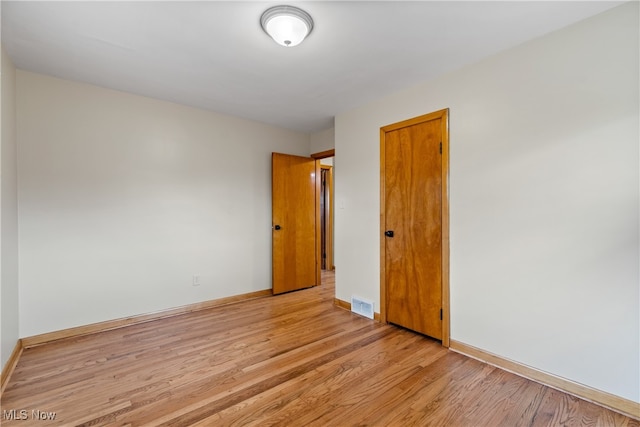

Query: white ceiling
[[1, 1, 624, 133]]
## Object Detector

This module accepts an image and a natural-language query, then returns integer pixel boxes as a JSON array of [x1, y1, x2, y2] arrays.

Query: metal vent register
[[350, 296, 374, 319]]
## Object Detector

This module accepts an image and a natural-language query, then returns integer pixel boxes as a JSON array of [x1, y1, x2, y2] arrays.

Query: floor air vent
[[351, 296, 374, 319]]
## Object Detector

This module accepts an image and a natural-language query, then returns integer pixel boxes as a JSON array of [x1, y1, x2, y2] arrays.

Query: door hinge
[[440, 308, 443, 320], [439, 142, 442, 154]]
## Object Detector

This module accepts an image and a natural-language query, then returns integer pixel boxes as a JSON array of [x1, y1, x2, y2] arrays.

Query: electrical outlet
[[192, 275, 201, 286]]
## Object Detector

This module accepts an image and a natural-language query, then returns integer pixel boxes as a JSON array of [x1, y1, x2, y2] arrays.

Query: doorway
[[380, 109, 450, 346], [271, 150, 335, 295], [320, 160, 334, 271], [311, 149, 335, 275]]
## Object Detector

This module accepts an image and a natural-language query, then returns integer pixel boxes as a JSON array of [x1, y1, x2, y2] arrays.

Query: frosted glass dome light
[[260, 5, 314, 47]]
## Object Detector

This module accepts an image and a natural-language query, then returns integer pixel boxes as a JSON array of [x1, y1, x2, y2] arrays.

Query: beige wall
[[1, 46, 19, 368], [310, 127, 334, 155], [335, 3, 639, 402], [17, 71, 310, 337]]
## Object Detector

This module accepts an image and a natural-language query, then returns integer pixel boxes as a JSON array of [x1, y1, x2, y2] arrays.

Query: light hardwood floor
[[1, 271, 637, 426]]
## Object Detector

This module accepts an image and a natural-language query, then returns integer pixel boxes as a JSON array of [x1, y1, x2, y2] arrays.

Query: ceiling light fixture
[[260, 5, 314, 47]]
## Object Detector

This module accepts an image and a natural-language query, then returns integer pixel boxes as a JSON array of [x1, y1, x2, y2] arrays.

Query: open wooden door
[[272, 153, 320, 294]]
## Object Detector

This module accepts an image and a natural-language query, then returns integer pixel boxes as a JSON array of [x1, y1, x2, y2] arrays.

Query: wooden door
[[272, 153, 320, 294], [381, 110, 449, 342]]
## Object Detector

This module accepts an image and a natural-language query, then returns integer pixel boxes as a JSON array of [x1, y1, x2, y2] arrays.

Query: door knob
[[385, 230, 394, 237], [274, 225, 281, 230]]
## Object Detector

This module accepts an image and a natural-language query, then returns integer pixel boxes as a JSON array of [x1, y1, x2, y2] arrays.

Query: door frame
[[320, 164, 334, 270], [379, 109, 450, 347], [311, 149, 335, 279]]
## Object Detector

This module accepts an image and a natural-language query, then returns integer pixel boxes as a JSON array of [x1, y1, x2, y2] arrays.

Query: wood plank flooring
[[1, 271, 637, 426]]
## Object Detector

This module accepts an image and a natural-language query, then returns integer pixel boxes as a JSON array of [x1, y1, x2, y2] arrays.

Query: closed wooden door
[[381, 110, 449, 341], [272, 153, 319, 294]]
